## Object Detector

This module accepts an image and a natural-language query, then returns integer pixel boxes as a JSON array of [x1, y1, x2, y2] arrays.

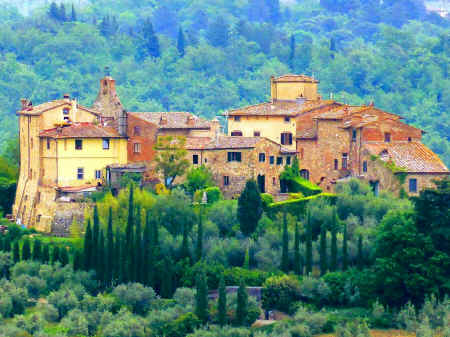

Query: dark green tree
[[330, 208, 338, 271], [294, 222, 302, 275], [59, 3, 66, 22], [143, 211, 153, 286], [52, 246, 60, 264], [305, 211, 313, 274], [177, 27, 185, 57], [0, 236, 3, 251], [342, 222, 348, 270], [238, 180, 263, 237], [22, 239, 31, 260], [125, 185, 135, 282], [218, 274, 227, 326], [42, 244, 50, 264], [181, 222, 190, 262], [84, 219, 93, 270], [13, 241, 20, 263], [142, 19, 160, 58], [32, 239, 41, 261], [281, 211, 289, 272], [195, 209, 203, 262], [235, 280, 248, 326], [60, 248, 69, 266], [319, 223, 328, 276], [70, 4, 77, 21], [161, 258, 174, 298], [106, 207, 114, 286], [48, 2, 60, 20], [4, 238, 10, 252], [73, 250, 83, 271], [195, 270, 208, 323], [135, 206, 142, 283], [93, 205, 100, 272], [97, 230, 105, 284], [115, 227, 124, 284], [206, 17, 229, 47], [357, 234, 363, 269]]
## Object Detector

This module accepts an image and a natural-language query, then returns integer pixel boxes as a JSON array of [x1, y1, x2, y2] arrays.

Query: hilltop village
[[13, 74, 449, 232]]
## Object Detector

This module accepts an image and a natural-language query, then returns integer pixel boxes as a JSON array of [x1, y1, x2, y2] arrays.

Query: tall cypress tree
[[236, 279, 248, 326], [161, 257, 174, 298], [281, 211, 289, 272], [125, 185, 135, 282], [218, 274, 227, 326], [4, 238, 11, 252], [60, 248, 69, 266], [106, 207, 114, 286], [342, 222, 348, 270], [13, 241, 20, 263], [177, 27, 185, 57], [32, 239, 42, 261], [98, 230, 105, 285], [115, 227, 124, 284], [22, 239, 31, 260], [135, 206, 142, 283], [0, 236, 3, 251], [305, 210, 313, 275], [142, 19, 160, 58], [319, 223, 328, 276], [143, 211, 153, 286], [52, 246, 60, 264], [93, 205, 100, 272], [48, 2, 60, 20], [195, 208, 203, 262], [73, 250, 83, 271], [330, 209, 338, 272], [294, 222, 302, 275], [42, 244, 50, 264], [238, 180, 263, 237], [59, 3, 66, 22], [71, 4, 77, 21], [181, 222, 190, 262], [84, 219, 93, 271], [357, 234, 363, 269], [195, 270, 208, 323]]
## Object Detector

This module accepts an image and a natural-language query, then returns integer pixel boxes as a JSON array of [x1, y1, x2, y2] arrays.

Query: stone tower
[[92, 72, 124, 119]]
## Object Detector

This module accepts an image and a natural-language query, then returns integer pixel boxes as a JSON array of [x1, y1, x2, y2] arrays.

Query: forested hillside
[[0, 0, 448, 165]]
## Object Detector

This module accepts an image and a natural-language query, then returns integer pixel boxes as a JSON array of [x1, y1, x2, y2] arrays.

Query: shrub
[[102, 309, 146, 337], [0, 252, 12, 279], [112, 283, 157, 315], [61, 309, 89, 336], [41, 303, 59, 322], [208, 200, 238, 237], [194, 186, 222, 205], [223, 267, 272, 287], [287, 177, 322, 196], [47, 289, 79, 320], [12, 274, 46, 299], [335, 320, 370, 337], [268, 193, 337, 218], [173, 287, 196, 309], [164, 312, 202, 337], [293, 306, 329, 334], [261, 193, 274, 212], [290, 324, 312, 337], [262, 275, 301, 313], [396, 301, 418, 331], [298, 276, 331, 306], [185, 165, 214, 195]]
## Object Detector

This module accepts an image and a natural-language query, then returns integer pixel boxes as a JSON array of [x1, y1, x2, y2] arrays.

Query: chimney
[[160, 114, 168, 125], [187, 115, 195, 126], [118, 109, 128, 137], [63, 93, 70, 100], [20, 98, 30, 110]]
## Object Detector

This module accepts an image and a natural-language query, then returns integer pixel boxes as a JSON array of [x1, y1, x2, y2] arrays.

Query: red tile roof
[[129, 112, 211, 129], [186, 136, 295, 153], [18, 99, 101, 116], [227, 100, 336, 116], [272, 74, 319, 83], [39, 123, 122, 138], [364, 142, 449, 173]]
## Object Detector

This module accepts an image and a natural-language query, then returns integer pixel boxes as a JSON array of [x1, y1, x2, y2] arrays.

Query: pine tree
[[195, 209, 203, 262], [22, 239, 31, 260], [218, 274, 227, 326], [13, 241, 20, 263], [281, 211, 289, 272], [236, 280, 248, 326], [294, 222, 302, 275], [305, 210, 313, 275], [42, 244, 50, 264], [73, 250, 83, 271], [142, 19, 160, 58], [238, 180, 263, 237], [135, 206, 142, 283], [84, 219, 93, 270], [125, 185, 135, 282], [48, 2, 60, 20], [319, 223, 328, 276], [177, 27, 185, 57], [60, 248, 69, 266], [357, 234, 363, 269], [71, 4, 77, 21], [289, 34, 295, 69], [195, 270, 208, 323], [59, 3, 66, 22], [52, 246, 60, 264], [106, 207, 114, 286], [330, 208, 338, 272], [32, 239, 42, 261], [343, 222, 348, 270]]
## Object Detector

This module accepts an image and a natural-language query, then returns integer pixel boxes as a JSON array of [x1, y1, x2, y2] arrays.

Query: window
[[231, 131, 243, 136], [363, 161, 368, 173], [253, 131, 261, 137], [276, 157, 283, 165], [77, 168, 84, 180], [37, 215, 41, 223], [37, 192, 41, 203], [103, 138, 110, 150], [223, 176, 229, 186], [193, 154, 199, 164], [334, 159, 338, 170], [259, 153, 265, 162], [204, 158, 207, 163], [272, 177, 276, 185], [409, 178, 417, 193], [352, 129, 357, 142], [342, 153, 348, 169], [75, 139, 83, 150], [384, 132, 391, 143], [286, 156, 291, 165], [95, 170, 101, 179], [63, 116, 70, 122], [63, 108, 70, 115], [269, 156, 274, 165], [408, 137, 412, 142], [234, 116, 241, 121], [300, 169, 309, 180], [280, 132, 293, 145], [133, 143, 141, 153], [47, 138, 50, 150], [227, 152, 242, 162], [133, 126, 141, 136], [284, 117, 290, 123]]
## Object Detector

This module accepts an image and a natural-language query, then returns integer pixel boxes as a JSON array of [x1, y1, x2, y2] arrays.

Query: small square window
[[334, 159, 338, 170], [409, 178, 417, 193], [77, 168, 84, 180], [95, 170, 101, 179], [254, 131, 261, 137], [133, 143, 141, 153], [363, 161, 368, 173], [224, 176, 229, 186], [269, 156, 274, 165], [227, 152, 242, 162], [63, 108, 70, 115], [352, 129, 357, 142], [193, 154, 199, 164], [103, 138, 110, 150], [284, 117, 290, 123], [133, 126, 141, 136], [384, 133, 391, 143], [75, 139, 82, 150], [342, 153, 348, 169], [234, 116, 241, 122], [47, 138, 50, 150], [272, 177, 276, 185], [277, 157, 283, 165], [259, 153, 265, 162], [286, 156, 291, 165]]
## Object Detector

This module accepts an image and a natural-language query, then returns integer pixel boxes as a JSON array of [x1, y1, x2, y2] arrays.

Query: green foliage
[[218, 275, 227, 326], [186, 165, 214, 195], [262, 275, 301, 312], [268, 193, 337, 218], [235, 280, 248, 326], [238, 180, 263, 237], [165, 312, 201, 337], [280, 212, 289, 272], [195, 270, 208, 323], [261, 193, 274, 212], [112, 283, 156, 315], [286, 176, 322, 197], [194, 186, 223, 205]]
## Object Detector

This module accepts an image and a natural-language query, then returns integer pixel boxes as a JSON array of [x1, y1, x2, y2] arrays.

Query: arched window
[[231, 131, 243, 136], [300, 169, 309, 180], [281, 132, 293, 145], [133, 126, 141, 136]]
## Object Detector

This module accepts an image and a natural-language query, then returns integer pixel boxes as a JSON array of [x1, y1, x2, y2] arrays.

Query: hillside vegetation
[[0, 0, 448, 165]]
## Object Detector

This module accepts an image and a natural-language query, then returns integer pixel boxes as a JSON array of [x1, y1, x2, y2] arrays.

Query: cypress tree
[[135, 206, 142, 283], [73, 250, 83, 271], [305, 210, 312, 275], [13, 241, 20, 263], [319, 223, 327, 276], [22, 239, 31, 260], [0, 236, 3, 251], [4, 238, 11, 252], [289, 34, 295, 69], [48, 2, 60, 20], [294, 222, 302, 275], [32, 239, 42, 261], [125, 185, 135, 282], [281, 211, 289, 272], [142, 19, 160, 58], [238, 180, 263, 237], [71, 4, 77, 21], [84, 219, 93, 271], [59, 3, 66, 22], [342, 222, 348, 270], [143, 211, 153, 286], [177, 27, 185, 57], [195, 209, 203, 262], [42, 244, 50, 264], [181, 222, 190, 262], [52, 246, 60, 264], [98, 230, 105, 285], [235, 279, 248, 326], [195, 270, 208, 323], [93, 205, 100, 272], [243, 247, 250, 269], [106, 207, 114, 286], [115, 227, 123, 284], [60, 248, 69, 266], [357, 234, 363, 269], [218, 274, 227, 326], [161, 257, 173, 298], [330, 209, 338, 272]]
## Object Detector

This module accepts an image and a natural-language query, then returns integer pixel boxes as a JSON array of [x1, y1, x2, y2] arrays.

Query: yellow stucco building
[[13, 93, 127, 232]]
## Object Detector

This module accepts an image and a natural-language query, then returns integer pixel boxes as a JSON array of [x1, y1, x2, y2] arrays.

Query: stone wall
[[127, 114, 158, 163]]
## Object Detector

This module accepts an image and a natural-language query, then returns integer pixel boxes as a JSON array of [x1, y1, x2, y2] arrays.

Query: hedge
[[287, 176, 322, 196], [194, 186, 223, 204], [267, 193, 337, 217], [261, 193, 274, 212]]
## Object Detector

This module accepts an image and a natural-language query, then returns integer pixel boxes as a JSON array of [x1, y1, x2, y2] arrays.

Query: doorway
[[257, 174, 265, 193]]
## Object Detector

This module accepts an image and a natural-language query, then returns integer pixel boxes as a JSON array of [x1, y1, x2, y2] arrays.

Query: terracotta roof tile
[[272, 74, 319, 83], [186, 136, 261, 150], [130, 112, 211, 129], [227, 100, 336, 116], [364, 142, 449, 173], [18, 100, 101, 116], [39, 122, 122, 138]]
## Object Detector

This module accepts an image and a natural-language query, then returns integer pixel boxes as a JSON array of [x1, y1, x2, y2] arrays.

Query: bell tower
[[92, 67, 124, 119]]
